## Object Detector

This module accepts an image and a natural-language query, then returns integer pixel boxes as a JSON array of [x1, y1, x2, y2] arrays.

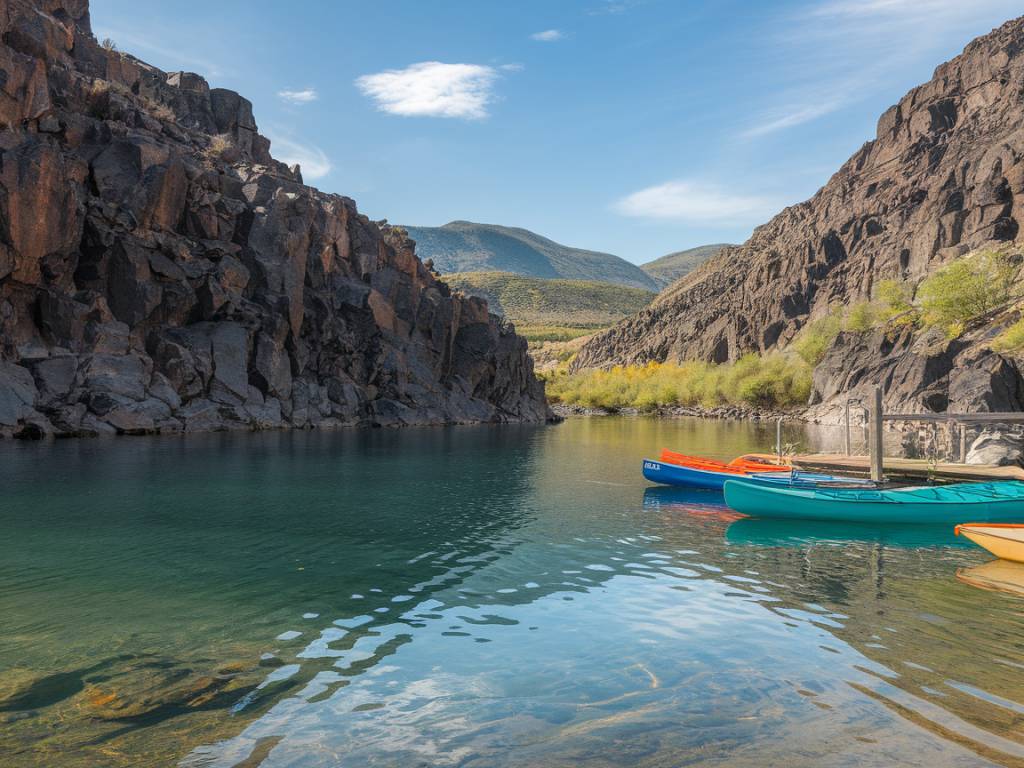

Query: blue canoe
[[642, 459, 861, 491], [641, 458, 747, 490], [723, 478, 1024, 524]]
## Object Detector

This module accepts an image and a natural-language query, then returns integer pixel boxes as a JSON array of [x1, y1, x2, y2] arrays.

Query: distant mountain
[[442, 272, 655, 342], [404, 221, 658, 291], [641, 244, 733, 288]]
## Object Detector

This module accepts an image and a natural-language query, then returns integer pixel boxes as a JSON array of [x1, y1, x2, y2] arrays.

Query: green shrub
[[792, 314, 842, 366], [918, 251, 1017, 337], [876, 279, 914, 316], [845, 301, 877, 333], [546, 356, 811, 410], [993, 318, 1024, 353]]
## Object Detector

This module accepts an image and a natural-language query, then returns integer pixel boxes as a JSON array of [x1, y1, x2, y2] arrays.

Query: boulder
[[0, 361, 38, 425], [966, 429, 1024, 466]]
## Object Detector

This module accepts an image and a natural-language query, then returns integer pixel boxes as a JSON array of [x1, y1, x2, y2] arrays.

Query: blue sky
[[92, 0, 1021, 264]]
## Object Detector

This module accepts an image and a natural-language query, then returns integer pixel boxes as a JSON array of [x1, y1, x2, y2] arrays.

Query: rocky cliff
[[575, 17, 1024, 373], [0, 0, 551, 437]]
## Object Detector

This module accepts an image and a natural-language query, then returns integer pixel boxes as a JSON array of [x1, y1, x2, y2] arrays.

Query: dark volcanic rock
[[575, 16, 1024, 371], [0, 0, 550, 437], [805, 318, 1024, 423]]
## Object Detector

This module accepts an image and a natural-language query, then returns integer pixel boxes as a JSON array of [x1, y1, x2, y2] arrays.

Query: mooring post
[[869, 386, 884, 482], [959, 422, 967, 463], [844, 400, 852, 456], [776, 417, 783, 460]]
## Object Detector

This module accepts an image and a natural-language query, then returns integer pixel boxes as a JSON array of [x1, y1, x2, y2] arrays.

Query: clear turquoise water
[[2, 418, 1024, 767]]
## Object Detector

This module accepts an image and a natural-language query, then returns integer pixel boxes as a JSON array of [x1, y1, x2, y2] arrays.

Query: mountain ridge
[[404, 220, 660, 291], [640, 244, 733, 288]]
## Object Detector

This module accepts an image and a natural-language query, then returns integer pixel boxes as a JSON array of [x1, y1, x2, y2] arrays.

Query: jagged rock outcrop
[[575, 16, 1024, 371], [804, 316, 1024, 424], [0, 0, 551, 437]]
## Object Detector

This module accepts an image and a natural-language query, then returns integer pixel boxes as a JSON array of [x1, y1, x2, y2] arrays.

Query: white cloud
[[277, 88, 318, 104], [613, 180, 779, 224], [500, 63, 525, 72], [266, 135, 332, 180], [530, 29, 563, 42], [355, 62, 499, 119], [737, 0, 1020, 140], [811, 0, 1000, 19], [741, 99, 845, 138]]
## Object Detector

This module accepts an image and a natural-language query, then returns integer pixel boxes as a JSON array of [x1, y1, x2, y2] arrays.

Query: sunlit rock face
[[575, 16, 1024, 372], [0, 0, 551, 437]]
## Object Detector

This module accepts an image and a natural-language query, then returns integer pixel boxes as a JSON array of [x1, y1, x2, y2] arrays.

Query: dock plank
[[792, 454, 1024, 482]]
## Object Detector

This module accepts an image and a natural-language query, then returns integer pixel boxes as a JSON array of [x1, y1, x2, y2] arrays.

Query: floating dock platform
[[792, 454, 1024, 483]]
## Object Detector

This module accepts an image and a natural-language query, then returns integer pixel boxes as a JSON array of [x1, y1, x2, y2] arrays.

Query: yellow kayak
[[955, 524, 1024, 563]]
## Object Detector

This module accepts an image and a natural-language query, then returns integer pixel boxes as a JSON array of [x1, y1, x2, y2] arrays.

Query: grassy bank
[[545, 356, 812, 410], [442, 271, 655, 342]]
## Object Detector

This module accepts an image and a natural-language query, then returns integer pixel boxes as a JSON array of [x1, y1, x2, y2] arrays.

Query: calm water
[[2, 417, 1024, 767]]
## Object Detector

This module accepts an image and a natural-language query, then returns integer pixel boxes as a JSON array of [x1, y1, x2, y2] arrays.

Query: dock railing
[[844, 385, 1024, 480]]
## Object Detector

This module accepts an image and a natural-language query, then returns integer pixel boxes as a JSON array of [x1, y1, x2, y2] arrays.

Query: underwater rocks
[[0, 0, 551, 438]]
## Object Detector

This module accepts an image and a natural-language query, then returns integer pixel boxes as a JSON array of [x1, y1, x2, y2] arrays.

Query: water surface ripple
[[1, 418, 1023, 766]]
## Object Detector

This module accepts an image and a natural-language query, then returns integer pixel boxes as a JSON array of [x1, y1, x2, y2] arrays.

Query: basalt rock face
[[0, 0, 551, 437], [575, 16, 1024, 371], [805, 319, 1024, 425]]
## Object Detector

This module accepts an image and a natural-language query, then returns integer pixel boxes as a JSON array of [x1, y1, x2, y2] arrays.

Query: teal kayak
[[722, 478, 1024, 524]]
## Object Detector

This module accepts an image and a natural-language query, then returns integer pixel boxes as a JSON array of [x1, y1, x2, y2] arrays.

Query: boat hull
[[724, 479, 1024, 524], [642, 459, 733, 490], [955, 525, 1024, 563]]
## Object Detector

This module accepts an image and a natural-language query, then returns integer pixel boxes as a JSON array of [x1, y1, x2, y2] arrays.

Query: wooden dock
[[792, 454, 1024, 482]]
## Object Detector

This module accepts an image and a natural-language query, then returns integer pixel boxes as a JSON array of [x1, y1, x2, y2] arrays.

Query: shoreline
[[550, 403, 807, 422]]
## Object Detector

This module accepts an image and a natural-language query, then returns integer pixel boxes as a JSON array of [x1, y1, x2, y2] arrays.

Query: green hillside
[[443, 271, 656, 342], [641, 243, 733, 288], [405, 221, 658, 291]]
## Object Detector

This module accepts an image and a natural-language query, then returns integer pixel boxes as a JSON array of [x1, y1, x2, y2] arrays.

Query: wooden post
[[959, 423, 967, 464], [844, 400, 852, 456], [869, 386, 884, 482], [776, 417, 783, 460]]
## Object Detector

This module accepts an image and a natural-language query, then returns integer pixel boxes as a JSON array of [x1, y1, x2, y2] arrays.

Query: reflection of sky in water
[[3, 418, 1024, 767], [187, 522, 1017, 766]]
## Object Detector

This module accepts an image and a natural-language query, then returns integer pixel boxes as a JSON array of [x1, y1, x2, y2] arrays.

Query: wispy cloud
[[92, 26, 225, 78], [741, 99, 845, 138], [266, 135, 332, 179], [355, 62, 499, 119], [588, 0, 648, 15], [530, 29, 564, 42], [277, 88, 318, 105], [738, 0, 1021, 139], [500, 63, 525, 72], [613, 180, 779, 224]]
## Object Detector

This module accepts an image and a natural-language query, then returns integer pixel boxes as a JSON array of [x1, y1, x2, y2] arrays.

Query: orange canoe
[[659, 450, 791, 475]]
